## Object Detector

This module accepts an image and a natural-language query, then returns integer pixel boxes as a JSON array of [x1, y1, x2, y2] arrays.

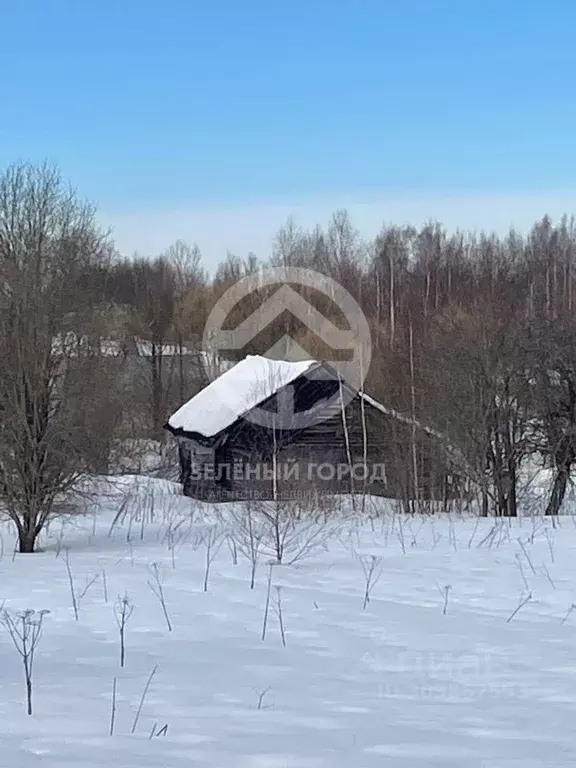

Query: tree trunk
[[507, 465, 518, 518], [481, 488, 489, 517], [178, 336, 185, 405], [151, 345, 164, 441], [546, 460, 571, 516], [18, 525, 39, 553]]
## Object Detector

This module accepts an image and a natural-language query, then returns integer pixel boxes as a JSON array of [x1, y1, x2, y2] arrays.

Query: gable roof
[[165, 354, 463, 472], [166, 355, 318, 438]]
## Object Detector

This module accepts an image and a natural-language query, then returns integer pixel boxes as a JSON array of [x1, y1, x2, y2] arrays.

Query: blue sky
[[2, 0, 576, 261]]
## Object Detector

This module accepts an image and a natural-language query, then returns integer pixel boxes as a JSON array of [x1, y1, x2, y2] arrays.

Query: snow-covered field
[[2, 477, 576, 767]]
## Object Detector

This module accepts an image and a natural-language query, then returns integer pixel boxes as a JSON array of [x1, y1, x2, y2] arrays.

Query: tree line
[[0, 161, 575, 551]]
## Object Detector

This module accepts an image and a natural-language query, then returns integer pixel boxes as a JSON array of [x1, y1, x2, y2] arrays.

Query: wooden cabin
[[164, 355, 460, 504]]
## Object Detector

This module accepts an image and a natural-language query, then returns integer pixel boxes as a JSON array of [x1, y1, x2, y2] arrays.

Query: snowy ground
[[2, 477, 576, 767]]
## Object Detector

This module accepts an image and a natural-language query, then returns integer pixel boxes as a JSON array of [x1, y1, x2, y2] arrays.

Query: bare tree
[[114, 592, 134, 667], [426, 304, 533, 516], [147, 562, 172, 631], [359, 554, 383, 609], [230, 499, 264, 588], [0, 162, 112, 552], [166, 239, 207, 403], [3, 608, 49, 715], [531, 319, 576, 516], [127, 256, 177, 440], [201, 524, 223, 591], [257, 500, 333, 564]]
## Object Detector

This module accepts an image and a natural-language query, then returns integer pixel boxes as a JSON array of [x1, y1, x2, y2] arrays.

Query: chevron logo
[[202, 266, 371, 430]]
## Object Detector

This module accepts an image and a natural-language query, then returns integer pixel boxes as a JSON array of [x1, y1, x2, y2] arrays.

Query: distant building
[[52, 331, 232, 440]]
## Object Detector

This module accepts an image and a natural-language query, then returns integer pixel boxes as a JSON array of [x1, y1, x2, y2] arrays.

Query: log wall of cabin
[[179, 394, 458, 503]]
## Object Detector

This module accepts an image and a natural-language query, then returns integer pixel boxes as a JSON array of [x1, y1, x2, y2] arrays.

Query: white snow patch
[[2, 477, 576, 765]]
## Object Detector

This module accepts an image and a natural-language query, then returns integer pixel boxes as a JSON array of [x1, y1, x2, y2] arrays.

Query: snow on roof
[[167, 355, 317, 438], [359, 392, 443, 442]]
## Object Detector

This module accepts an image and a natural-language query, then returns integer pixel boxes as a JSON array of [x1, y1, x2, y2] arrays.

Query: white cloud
[[100, 192, 576, 270]]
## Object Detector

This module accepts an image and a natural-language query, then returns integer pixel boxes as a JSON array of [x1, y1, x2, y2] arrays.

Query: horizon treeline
[[100, 209, 576, 514], [1, 162, 576, 554]]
